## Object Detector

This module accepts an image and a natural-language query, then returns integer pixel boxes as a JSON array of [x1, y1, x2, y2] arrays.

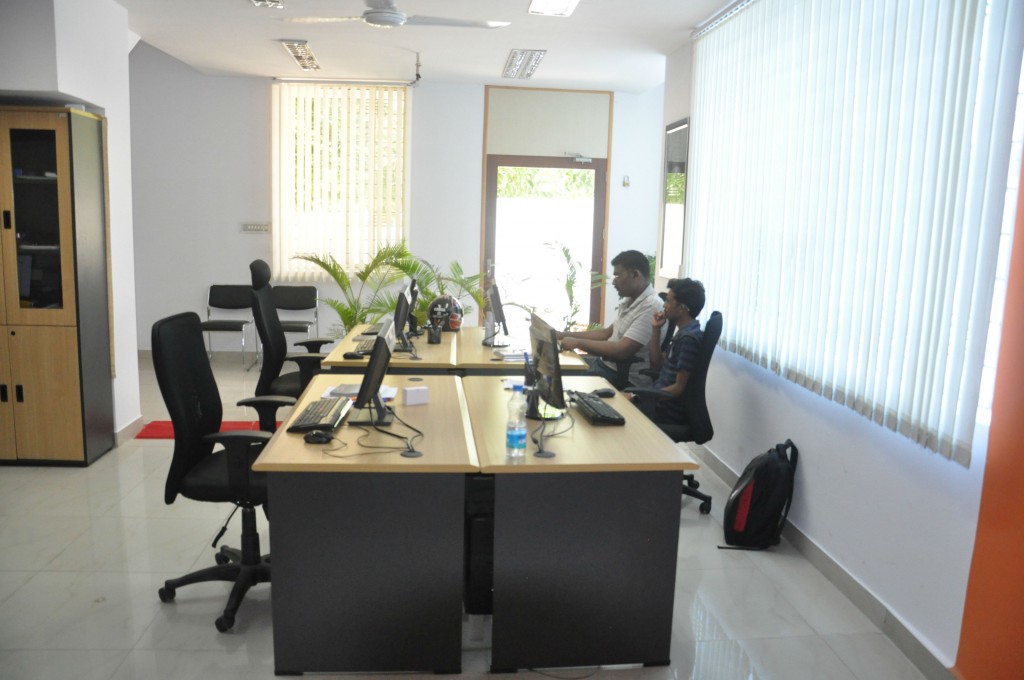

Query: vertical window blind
[[685, 0, 1022, 465], [272, 83, 406, 280]]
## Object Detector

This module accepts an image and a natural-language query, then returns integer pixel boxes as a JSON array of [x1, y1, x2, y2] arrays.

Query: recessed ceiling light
[[280, 40, 320, 71], [502, 49, 546, 79], [251, 0, 284, 8], [528, 0, 580, 17]]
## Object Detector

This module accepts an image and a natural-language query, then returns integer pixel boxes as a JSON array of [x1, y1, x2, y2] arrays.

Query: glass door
[[1, 111, 75, 326]]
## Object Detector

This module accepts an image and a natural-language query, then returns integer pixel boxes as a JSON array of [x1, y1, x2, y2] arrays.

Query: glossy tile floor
[[0, 353, 927, 680]]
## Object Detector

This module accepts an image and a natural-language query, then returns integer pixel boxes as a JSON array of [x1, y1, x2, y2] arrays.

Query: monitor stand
[[525, 392, 564, 421], [347, 398, 395, 426], [482, 326, 510, 347]]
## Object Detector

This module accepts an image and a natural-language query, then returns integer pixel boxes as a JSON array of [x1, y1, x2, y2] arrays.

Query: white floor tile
[[0, 649, 128, 680]]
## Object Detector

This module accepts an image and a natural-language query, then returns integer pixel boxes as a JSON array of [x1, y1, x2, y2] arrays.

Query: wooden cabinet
[[0, 107, 113, 464]]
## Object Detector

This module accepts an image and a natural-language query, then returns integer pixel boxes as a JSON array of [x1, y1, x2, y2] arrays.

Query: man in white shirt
[[556, 250, 663, 388]]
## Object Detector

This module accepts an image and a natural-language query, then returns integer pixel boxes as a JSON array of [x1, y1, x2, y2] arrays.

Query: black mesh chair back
[[250, 260, 291, 397], [152, 311, 224, 504]]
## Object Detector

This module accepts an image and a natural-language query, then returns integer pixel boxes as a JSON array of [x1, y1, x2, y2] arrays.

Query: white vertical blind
[[685, 0, 1023, 464], [272, 83, 406, 279]]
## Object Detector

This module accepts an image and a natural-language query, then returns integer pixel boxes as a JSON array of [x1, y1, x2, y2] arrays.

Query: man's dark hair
[[610, 250, 650, 280], [667, 278, 705, 317]]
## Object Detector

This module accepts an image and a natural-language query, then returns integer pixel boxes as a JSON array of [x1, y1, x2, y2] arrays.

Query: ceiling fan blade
[[404, 15, 511, 29], [284, 16, 363, 23]]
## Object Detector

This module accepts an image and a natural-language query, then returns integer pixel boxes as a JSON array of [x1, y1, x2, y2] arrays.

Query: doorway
[[483, 154, 607, 333]]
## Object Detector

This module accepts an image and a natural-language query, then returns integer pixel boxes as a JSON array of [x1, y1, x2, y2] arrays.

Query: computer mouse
[[343, 351, 365, 360], [303, 430, 333, 444], [592, 387, 616, 398]]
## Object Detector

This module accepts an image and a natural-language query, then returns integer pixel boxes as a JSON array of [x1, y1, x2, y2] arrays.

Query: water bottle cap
[[512, 383, 524, 392]]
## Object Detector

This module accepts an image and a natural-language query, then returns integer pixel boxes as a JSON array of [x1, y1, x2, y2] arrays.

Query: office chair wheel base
[[158, 586, 176, 603], [688, 479, 701, 489], [214, 552, 230, 566], [215, 614, 234, 632], [699, 500, 712, 515]]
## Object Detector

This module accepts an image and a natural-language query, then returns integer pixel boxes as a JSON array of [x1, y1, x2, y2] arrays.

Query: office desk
[[321, 324, 458, 373], [253, 374, 478, 675], [462, 375, 697, 672]]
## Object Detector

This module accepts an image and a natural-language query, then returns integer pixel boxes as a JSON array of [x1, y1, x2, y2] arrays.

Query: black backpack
[[720, 440, 799, 550]]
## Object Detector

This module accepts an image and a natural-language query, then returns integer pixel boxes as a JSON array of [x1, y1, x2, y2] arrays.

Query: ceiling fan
[[286, 0, 511, 29]]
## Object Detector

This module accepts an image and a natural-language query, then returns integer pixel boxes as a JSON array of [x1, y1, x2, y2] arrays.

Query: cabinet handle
[[2, 210, 10, 229], [15, 385, 23, 403], [0, 385, 7, 402]]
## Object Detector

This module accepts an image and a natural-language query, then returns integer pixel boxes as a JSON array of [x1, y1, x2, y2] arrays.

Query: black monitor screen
[[393, 286, 410, 339], [487, 284, 509, 335], [354, 335, 392, 410], [528, 314, 566, 412]]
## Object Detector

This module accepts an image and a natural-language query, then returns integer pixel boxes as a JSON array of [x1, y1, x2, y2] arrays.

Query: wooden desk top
[[322, 324, 458, 370], [461, 375, 698, 473], [253, 374, 479, 473], [456, 326, 589, 372]]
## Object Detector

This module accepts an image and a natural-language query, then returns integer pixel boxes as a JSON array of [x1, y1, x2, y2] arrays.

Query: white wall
[[131, 47, 665, 345], [662, 42, 981, 666], [0, 0, 140, 436], [130, 42, 273, 351]]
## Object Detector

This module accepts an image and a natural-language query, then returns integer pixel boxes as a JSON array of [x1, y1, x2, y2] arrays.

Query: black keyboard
[[362, 322, 383, 335], [572, 391, 625, 426], [287, 397, 352, 433], [356, 336, 413, 353]]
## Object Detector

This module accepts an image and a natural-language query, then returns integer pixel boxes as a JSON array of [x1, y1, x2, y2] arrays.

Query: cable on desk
[[527, 667, 600, 680]]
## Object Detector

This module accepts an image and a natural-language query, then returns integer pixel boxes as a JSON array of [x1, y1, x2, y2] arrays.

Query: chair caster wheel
[[215, 614, 234, 632], [214, 552, 230, 565], [158, 587, 176, 603], [688, 479, 701, 489], [699, 500, 712, 515]]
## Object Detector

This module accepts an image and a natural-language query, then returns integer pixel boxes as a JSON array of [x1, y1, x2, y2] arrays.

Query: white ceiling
[[114, 0, 730, 93]]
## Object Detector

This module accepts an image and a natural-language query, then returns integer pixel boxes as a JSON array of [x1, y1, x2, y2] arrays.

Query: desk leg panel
[[491, 471, 682, 671], [268, 472, 464, 674]]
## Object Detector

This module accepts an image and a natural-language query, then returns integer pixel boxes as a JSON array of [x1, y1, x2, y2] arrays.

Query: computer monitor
[[482, 284, 510, 347], [407, 278, 421, 335], [392, 284, 412, 352], [526, 313, 567, 420], [348, 325, 395, 427]]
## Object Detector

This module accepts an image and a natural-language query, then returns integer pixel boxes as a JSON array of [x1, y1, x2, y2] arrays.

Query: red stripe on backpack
[[733, 482, 755, 532]]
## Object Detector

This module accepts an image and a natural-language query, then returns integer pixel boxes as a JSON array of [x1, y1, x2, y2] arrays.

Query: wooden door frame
[[482, 154, 608, 326]]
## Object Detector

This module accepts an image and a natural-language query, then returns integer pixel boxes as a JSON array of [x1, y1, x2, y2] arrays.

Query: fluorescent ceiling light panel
[[251, 0, 284, 8], [281, 40, 320, 71], [502, 49, 546, 79], [528, 0, 581, 17]]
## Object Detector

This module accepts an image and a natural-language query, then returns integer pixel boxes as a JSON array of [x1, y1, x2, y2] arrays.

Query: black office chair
[[627, 311, 722, 515], [199, 284, 256, 370], [151, 312, 292, 632], [249, 260, 332, 428]]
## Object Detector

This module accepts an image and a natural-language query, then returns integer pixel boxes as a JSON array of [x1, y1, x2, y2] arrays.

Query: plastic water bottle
[[506, 384, 527, 458]]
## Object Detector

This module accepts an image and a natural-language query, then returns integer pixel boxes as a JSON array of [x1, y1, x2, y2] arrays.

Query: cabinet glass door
[[1, 111, 75, 326], [8, 128, 63, 310]]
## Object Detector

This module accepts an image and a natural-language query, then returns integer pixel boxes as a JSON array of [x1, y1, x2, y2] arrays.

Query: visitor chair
[[627, 311, 722, 514], [249, 260, 332, 428], [151, 311, 293, 631], [271, 284, 320, 339], [199, 284, 256, 370]]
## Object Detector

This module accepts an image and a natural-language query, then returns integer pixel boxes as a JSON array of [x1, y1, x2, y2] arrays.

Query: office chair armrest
[[623, 387, 674, 402], [238, 395, 297, 432], [294, 337, 334, 353], [201, 430, 273, 498], [286, 352, 327, 392]]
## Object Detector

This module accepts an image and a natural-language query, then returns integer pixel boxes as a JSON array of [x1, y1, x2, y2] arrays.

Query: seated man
[[642, 277, 706, 423], [556, 250, 662, 388]]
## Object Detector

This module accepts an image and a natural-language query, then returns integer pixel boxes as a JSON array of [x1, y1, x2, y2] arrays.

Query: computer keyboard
[[287, 397, 352, 433], [362, 322, 383, 335], [572, 391, 625, 426], [355, 336, 414, 353]]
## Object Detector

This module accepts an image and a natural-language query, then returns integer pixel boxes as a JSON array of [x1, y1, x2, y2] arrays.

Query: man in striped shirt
[[646, 278, 706, 423]]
